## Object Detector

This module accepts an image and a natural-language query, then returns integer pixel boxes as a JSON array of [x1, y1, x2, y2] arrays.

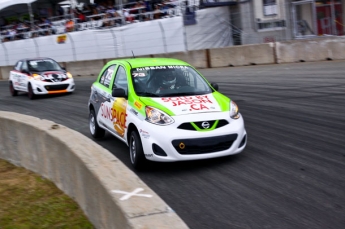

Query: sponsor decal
[[100, 98, 128, 137], [161, 95, 213, 111], [43, 72, 67, 82], [57, 34, 67, 44], [134, 66, 188, 71], [11, 72, 26, 87], [134, 101, 142, 109], [145, 154, 153, 157], [139, 129, 150, 139]]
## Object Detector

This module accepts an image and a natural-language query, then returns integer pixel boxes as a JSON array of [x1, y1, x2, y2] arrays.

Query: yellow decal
[[57, 34, 67, 44], [134, 101, 142, 110], [112, 98, 128, 137]]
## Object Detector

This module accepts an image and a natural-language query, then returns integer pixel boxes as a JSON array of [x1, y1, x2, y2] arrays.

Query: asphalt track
[[1, 60, 344, 229]]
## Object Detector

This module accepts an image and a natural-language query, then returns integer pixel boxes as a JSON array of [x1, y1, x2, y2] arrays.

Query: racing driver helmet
[[161, 70, 176, 88]]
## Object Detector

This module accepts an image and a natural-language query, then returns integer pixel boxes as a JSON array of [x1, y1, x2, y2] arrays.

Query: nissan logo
[[201, 121, 210, 129]]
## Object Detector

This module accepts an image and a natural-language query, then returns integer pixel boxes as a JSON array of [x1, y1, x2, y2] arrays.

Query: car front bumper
[[31, 79, 75, 94], [138, 111, 247, 162]]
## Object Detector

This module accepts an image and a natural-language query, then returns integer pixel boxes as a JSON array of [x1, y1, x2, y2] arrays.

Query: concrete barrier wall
[[0, 111, 189, 229], [0, 66, 12, 80], [276, 37, 345, 63], [152, 50, 208, 68], [63, 59, 106, 77], [209, 43, 276, 67], [2, 37, 345, 80]]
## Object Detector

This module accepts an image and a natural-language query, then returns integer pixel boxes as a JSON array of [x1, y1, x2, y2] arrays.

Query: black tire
[[9, 81, 18, 96], [28, 83, 35, 100], [129, 130, 146, 169], [89, 109, 105, 139]]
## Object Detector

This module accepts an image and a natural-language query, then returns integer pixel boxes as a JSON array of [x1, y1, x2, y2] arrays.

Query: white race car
[[88, 58, 247, 169], [9, 57, 75, 99]]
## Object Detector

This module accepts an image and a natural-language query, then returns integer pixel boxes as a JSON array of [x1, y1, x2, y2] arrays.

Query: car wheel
[[28, 84, 35, 100], [89, 109, 105, 139], [9, 81, 18, 96], [129, 130, 146, 169]]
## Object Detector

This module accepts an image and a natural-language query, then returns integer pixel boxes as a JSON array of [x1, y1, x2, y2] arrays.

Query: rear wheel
[[129, 130, 146, 169], [89, 109, 105, 139], [28, 84, 35, 100], [9, 81, 18, 96]]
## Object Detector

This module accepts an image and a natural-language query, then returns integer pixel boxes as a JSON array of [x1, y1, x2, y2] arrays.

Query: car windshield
[[131, 65, 212, 97], [28, 59, 63, 72]]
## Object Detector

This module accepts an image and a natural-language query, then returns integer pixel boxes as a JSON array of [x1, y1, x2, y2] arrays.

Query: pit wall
[[0, 111, 189, 229], [1, 37, 345, 79]]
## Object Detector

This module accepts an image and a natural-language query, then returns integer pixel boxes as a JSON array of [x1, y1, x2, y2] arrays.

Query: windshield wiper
[[137, 92, 160, 97], [161, 92, 201, 97]]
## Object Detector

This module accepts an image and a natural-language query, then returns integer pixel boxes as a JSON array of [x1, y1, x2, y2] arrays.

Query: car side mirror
[[62, 67, 67, 71], [112, 87, 127, 98], [210, 82, 219, 91]]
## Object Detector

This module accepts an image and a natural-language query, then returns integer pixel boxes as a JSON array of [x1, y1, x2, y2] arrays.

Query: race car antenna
[[131, 50, 136, 58]]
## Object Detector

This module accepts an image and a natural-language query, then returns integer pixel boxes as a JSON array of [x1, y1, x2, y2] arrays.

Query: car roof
[[108, 58, 190, 68], [19, 57, 55, 62]]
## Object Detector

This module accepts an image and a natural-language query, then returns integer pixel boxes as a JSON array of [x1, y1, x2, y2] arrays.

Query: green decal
[[212, 92, 230, 111], [139, 97, 175, 116], [191, 120, 219, 132]]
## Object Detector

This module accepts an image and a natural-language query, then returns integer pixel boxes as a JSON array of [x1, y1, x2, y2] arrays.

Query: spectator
[[75, 9, 86, 22], [153, 4, 161, 19], [65, 19, 75, 32], [123, 9, 134, 23]]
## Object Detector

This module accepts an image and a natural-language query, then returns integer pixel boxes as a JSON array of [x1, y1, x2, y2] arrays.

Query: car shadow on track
[[14, 92, 74, 100], [136, 154, 244, 174]]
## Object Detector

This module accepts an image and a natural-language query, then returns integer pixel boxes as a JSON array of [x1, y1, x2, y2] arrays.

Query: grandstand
[[0, 0, 198, 42]]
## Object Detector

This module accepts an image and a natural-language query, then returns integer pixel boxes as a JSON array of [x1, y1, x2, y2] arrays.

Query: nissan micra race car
[[88, 58, 247, 168], [9, 57, 75, 99]]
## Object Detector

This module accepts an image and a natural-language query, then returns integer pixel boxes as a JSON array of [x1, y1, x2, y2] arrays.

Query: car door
[[20, 61, 30, 91], [11, 61, 26, 91], [94, 64, 117, 130], [102, 65, 129, 140]]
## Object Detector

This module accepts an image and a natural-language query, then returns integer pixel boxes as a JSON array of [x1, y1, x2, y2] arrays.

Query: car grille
[[43, 78, 67, 82], [44, 84, 69, 91], [172, 134, 237, 155], [177, 119, 229, 131]]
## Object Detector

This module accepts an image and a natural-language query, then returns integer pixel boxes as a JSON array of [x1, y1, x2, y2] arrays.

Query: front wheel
[[28, 83, 35, 100], [9, 81, 18, 96], [129, 131, 146, 169], [89, 109, 105, 139]]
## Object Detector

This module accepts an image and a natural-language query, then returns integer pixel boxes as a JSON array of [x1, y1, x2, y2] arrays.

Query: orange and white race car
[[9, 57, 75, 99]]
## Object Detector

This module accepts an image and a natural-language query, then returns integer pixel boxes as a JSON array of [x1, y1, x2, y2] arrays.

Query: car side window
[[99, 65, 116, 88], [14, 61, 22, 71], [113, 66, 128, 94], [21, 61, 28, 72]]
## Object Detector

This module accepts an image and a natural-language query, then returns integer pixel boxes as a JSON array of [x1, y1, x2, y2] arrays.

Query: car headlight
[[145, 106, 174, 125], [230, 101, 240, 119], [32, 73, 43, 81], [66, 72, 73, 78]]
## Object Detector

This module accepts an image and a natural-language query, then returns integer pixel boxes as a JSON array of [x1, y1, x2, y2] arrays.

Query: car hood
[[139, 93, 230, 116]]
